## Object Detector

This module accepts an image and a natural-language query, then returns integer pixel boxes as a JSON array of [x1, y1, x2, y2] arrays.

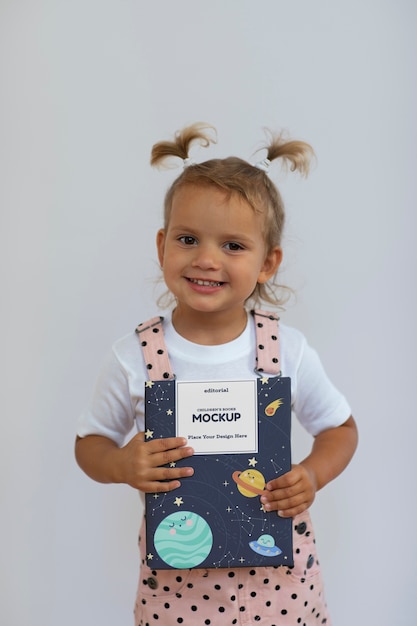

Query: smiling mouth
[[187, 278, 224, 287]]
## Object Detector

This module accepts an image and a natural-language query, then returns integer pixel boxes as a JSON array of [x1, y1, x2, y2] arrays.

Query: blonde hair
[[151, 123, 314, 306]]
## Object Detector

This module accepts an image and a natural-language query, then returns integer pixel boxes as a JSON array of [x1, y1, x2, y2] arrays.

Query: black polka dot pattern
[[251, 310, 281, 376], [134, 315, 329, 625], [135, 316, 175, 380], [135, 513, 330, 625]]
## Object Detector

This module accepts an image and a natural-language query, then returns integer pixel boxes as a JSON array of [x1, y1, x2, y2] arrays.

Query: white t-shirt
[[77, 313, 351, 447]]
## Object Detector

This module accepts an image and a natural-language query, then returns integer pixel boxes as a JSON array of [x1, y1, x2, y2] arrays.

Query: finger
[[140, 466, 194, 494], [144, 436, 194, 465], [277, 502, 311, 518], [262, 490, 307, 512], [151, 464, 195, 483], [262, 480, 305, 505], [266, 467, 303, 491], [141, 478, 182, 494], [147, 436, 190, 452], [150, 445, 194, 470]]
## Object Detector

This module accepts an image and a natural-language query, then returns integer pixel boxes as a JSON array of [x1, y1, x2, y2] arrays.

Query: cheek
[[169, 529, 176, 535], [159, 244, 178, 273], [186, 520, 193, 527]]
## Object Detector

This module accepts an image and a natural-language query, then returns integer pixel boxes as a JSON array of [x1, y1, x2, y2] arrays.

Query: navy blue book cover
[[145, 376, 292, 569]]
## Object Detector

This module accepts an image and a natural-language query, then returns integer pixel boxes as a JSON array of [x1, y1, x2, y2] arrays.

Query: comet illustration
[[265, 398, 284, 416]]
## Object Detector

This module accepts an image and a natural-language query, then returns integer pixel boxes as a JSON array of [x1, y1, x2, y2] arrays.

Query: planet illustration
[[153, 511, 213, 569], [265, 398, 284, 416], [232, 469, 266, 498], [249, 534, 282, 557]]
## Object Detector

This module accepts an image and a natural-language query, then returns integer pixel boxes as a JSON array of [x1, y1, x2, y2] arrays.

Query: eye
[[181, 516, 187, 522], [178, 235, 198, 246], [224, 242, 244, 251], [169, 523, 175, 528]]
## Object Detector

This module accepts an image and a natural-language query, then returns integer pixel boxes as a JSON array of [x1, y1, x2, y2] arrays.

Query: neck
[[171, 307, 248, 345]]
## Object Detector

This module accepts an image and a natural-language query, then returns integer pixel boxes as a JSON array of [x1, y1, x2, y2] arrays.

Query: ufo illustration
[[249, 534, 282, 557], [232, 469, 266, 498]]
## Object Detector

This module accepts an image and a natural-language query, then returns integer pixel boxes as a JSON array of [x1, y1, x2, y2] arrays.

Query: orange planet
[[232, 469, 266, 498]]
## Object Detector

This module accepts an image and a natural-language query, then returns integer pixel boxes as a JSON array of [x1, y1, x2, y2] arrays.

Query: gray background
[[1, 1, 416, 624]]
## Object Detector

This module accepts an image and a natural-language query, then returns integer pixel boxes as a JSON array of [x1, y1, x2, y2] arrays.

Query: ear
[[257, 246, 283, 284], [156, 229, 166, 266]]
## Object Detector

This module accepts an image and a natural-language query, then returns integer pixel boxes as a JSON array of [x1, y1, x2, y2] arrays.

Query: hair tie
[[254, 157, 271, 173], [183, 157, 196, 168]]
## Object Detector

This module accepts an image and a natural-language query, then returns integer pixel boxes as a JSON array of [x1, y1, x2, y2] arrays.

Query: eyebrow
[[169, 224, 257, 242]]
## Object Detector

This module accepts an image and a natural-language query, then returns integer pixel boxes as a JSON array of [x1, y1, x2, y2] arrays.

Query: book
[[144, 375, 293, 569]]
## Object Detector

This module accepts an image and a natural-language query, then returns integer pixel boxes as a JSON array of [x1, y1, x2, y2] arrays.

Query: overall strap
[[135, 316, 175, 381], [136, 310, 281, 381], [251, 309, 281, 376]]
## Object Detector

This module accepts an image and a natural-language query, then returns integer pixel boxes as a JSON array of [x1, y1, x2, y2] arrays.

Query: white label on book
[[176, 380, 258, 454]]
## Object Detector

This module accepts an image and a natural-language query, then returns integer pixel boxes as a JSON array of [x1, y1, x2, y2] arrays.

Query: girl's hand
[[259, 416, 358, 517], [117, 432, 194, 493], [260, 464, 317, 518], [75, 433, 194, 494]]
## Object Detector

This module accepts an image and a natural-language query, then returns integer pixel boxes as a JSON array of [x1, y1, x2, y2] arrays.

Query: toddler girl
[[76, 123, 358, 625]]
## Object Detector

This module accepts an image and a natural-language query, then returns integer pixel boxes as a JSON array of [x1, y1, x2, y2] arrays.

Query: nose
[[190, 242, 221, 270]]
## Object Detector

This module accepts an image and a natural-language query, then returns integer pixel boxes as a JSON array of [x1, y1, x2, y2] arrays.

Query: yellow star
[[169, 461, 176, 468], [166, 409, 173, 416], [174, 497, 184, 507], [145, 380, 155, 388], [145, 429, 154, 439], [146, 553, 153, 561], [261, 376, 269, 384], [248, 457, 258, 467]]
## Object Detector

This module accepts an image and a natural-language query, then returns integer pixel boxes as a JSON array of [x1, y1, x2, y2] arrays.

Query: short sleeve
[[77, 347, 137, 447], [293, 342, 351, 436]]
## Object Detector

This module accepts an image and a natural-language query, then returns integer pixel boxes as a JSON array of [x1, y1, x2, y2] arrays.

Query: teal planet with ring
[[154, 511, 213, 568]]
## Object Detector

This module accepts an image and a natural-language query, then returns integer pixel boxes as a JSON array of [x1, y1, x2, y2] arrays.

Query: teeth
[[190, 278, 222, 287]]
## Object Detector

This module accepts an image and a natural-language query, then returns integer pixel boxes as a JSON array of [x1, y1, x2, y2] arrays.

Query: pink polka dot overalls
[[134, 311, 331, 626]]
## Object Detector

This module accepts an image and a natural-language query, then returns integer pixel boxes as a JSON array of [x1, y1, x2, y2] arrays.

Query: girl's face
[[157, 184, 282, 328]]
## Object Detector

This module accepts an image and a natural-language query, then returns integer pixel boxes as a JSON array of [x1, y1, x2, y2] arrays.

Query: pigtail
[[153, 123, 314, 309], [263, 131, 315, 177], [150, 122, 217, 167]]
